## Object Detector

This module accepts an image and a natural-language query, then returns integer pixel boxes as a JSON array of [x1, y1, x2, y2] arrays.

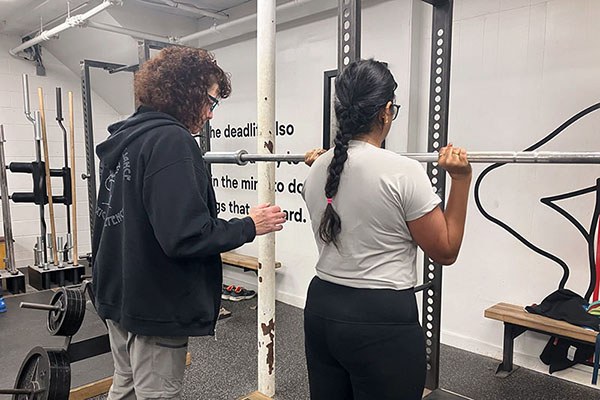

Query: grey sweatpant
[[106, 319, 189, 400]]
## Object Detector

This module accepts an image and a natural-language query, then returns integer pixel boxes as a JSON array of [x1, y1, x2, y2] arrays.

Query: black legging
[[304, 277, 426, 400]]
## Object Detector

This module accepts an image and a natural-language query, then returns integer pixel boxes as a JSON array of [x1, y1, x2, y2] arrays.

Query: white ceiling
[[0, 0, 253, 115], [0, 0, 92, 36], [0, 0, 334, 115], [131, 0, 250, 18], [0, 0, 252, 36]]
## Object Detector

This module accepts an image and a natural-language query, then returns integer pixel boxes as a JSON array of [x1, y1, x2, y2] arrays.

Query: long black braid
[[318, 59, 397, 245]]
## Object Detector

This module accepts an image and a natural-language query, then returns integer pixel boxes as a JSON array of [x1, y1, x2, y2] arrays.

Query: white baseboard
[[275, 290, 306, 309], [441, 330, 599, 389], [222, 267, 306, 309]]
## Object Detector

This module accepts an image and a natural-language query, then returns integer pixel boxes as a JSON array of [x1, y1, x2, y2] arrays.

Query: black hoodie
[[92, 107, 256, 336]]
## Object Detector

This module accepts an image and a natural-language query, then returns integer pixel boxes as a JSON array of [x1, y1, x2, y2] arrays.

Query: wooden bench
[[221, 252, 281, 273], [485, 303, 599, 382]]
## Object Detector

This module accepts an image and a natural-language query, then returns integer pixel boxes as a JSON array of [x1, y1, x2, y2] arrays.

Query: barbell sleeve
[[20, 302, 62, 312], [403, 151, 600, 164], [0, 388, 36, 395], [203, 149, 249, 165]]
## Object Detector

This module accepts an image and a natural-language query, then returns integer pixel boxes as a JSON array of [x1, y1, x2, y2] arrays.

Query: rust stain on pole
[[261, 318, 275, 374], [264, 140, 274, 153]]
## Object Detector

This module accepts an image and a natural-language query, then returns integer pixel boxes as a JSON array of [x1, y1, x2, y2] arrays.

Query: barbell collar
[[202, 149, 249, 165]]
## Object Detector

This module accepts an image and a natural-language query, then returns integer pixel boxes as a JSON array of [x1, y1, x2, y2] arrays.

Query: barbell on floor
[[0, 346, 71, 400], [203, 149, 600, 165], [20, 287, 86, 337]]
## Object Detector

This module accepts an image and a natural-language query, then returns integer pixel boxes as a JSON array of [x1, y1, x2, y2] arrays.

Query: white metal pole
[[257, 0, 277, 396]]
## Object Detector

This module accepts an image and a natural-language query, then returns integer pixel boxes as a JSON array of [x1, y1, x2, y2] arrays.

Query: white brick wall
[[0, 34, 120, 267]]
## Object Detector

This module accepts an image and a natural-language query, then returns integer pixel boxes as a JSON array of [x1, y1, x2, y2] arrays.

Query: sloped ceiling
[[1, 0, 93, 36], [1, 1, 252, 114], [0, 1, 253, 36], [0, 0, 342, 115]]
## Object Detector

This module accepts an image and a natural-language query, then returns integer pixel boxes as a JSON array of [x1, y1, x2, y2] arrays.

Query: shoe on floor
[[221, 284, 232, 301], [227, 285, 256, 302], [0, 297, 6, 313]]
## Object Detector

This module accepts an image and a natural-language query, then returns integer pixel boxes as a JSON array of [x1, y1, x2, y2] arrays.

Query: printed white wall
[[211, 0, 600, 388], [209, 0, 416, 307]]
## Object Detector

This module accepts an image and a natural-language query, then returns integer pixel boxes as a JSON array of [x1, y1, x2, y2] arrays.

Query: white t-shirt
[[303, 140, 441, 290]]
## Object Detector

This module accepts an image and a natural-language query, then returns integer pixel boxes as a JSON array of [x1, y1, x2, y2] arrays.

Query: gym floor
[[1, 291, 598, 400], [0, 289, 113, 390]]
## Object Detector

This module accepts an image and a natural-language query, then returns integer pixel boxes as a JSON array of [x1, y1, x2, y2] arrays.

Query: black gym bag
[[525, 289, 600, 382], [525, 289, 600, 331]]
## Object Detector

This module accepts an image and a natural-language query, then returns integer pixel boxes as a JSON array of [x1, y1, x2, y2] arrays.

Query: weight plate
[[47, 288, 85, 337], [12, 347, 70, 400]]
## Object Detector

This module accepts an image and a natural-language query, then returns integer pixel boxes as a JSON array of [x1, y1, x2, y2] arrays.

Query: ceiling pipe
[[82, 0, 334, 47], [178, 0, 336, 45], [85, 20, 176, 43], [9, 0, 122, 56], [134, 0, 228, 20], [23, 2, 90, 39], [178, 13, 254, 44], [154, 0, 228, 20], [9, 0, 337, 57]]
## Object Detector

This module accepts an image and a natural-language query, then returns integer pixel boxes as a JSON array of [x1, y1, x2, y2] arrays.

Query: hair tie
[[327, 198, 333, 205]]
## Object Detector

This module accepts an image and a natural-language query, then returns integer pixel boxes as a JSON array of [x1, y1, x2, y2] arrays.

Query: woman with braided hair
[[302, 59, 472, 399]]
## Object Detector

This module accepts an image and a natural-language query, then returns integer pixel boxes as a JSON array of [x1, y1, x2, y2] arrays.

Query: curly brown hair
[[134, 46, 231, 132]]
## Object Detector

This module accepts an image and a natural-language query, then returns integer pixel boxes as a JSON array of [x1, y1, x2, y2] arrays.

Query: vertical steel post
[[338, 0, 361, 72], [257, 0, 277, 396], [422, 0, 454, 391], [0, 126, 16, 274], [81, 61, 97, 244]]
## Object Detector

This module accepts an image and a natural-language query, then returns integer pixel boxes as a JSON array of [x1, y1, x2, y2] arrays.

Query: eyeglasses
[[391, 104, 401, 121], [208, 94, 219, 112]]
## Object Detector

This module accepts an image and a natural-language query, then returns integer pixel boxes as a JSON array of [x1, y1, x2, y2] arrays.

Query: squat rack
[[337, 0, 457, 397], [421, 3, 454, 394], [333, 1, 459, 397], [78, 2, 458, 398], [339, 1, 457, 396]]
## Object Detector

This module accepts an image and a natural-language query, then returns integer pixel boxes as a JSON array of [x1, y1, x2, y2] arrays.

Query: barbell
[[20, 287, 86, 337], [203, 149, 600, 165], [0, 282, 99, 400], [0, 347, 70, 400]]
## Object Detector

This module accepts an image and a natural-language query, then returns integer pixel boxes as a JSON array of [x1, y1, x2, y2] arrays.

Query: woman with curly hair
[[302, 59, 472, 399], [92, 47, 286, 400]]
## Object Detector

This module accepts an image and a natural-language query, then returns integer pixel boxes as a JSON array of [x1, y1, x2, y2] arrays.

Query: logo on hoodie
[[96, 149, 132, 227]]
